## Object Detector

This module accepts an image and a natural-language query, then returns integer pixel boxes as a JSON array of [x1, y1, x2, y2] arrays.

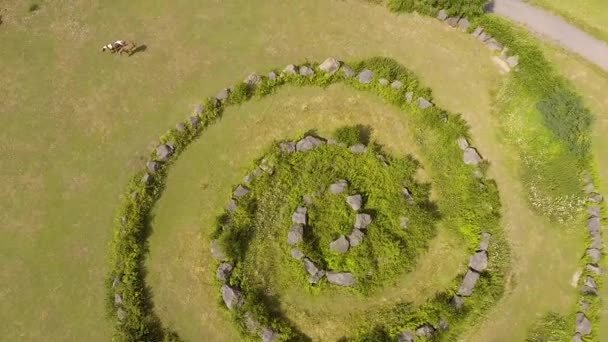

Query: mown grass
[[526, 0, 608, 42]]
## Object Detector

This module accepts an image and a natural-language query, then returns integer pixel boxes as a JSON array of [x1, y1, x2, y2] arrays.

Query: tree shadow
[[485, 1, 496, 13]]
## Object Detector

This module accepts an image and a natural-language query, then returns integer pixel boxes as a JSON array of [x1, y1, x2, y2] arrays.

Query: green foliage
[[333, 124, 372, 146], [388, 0, 488, 17], [525, 312, 570, 342]]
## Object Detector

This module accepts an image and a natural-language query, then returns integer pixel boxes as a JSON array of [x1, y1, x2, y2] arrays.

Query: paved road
[[488, 0, 608, 71]]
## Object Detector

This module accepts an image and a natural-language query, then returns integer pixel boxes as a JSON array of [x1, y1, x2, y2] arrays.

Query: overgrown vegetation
[[525, 312, 570, 342], [107, 57, 508, 341], [388, 0, 488, 18]]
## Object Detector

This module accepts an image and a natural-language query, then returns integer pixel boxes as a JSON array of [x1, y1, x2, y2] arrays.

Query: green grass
[[526, 0, 608, 42], [0, 0, 599, 340]]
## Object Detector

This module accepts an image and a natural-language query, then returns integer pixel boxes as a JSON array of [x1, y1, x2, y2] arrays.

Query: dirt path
[[488, 0, 608, 71]]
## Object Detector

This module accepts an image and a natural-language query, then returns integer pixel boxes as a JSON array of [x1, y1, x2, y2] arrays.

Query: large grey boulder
[[330, 235, 350, 253], [573, 333, 583, 342], [147, 161, 161, 173], [463, 147, 483, 165], [190, 115, 201, 129], [330, 180, 348, 194], [588, 217, 600, 233], [458, 18, 471, 31], [405, 92, 414, 103], [416, 324, 435, 338], [194, 103, 204, 115], [283, 64, 298, 75], [588, 192, 603, 203], [485, 38, 503, 51], [319, 58, 341, 74], [291, 248, 304, 260], [582, 276, 598, 296], [437, 9, 448, 21], [296, 136, 325, 152], [348, 229, 365, 247], [288, 224, 304, 245], [391, 80, 404, 89], [590, 233, 602, 249], [226, 199, 237, 214], [418, 97, 433, 109], [309, 270, 326, 284], [576, 313, 592, 335], [586, 264, 601, 275], [303, 258, 320, 276], [292, 207, 307, 225], [279, 141, 296, 154], [358, 69, 374, 84], [299, 66, 315, 77], [457, 270, 480, 296], [398, 330, 415, 342], [402, 187, 414, 204], [446, 16, 460, 27], [216, 262, 233, 282], [457, 137, 469, 150], [211, 240, 227, 261], [588, 206, 600, 218], [587, 248, 601, 263], [350, 144, 367, 154], [176, 122, 186, 132], [268, 71, 278, 81], [221, 285, 243, 310], [451, 295, 464, 310], [342, 66, 356, 78], [355, 213, 372, 229], [469, 251, 488, 272], [260, 327, 279, 342], [244, 73, 262, 86], [472, 26, 484, 38], [584, 183, 595, 194], [233, 185, 250, 198], [216, 88, 230, 102], [346, 194, 363, 211], [326, 272, 355, 286], [479, 232, 491, 252]]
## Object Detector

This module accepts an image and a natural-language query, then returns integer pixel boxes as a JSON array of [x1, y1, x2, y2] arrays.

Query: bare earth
[[490, 0, 608, 71]]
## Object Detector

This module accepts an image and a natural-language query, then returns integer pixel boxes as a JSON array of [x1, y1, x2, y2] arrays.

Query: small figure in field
[[101, 40, 138, 56]]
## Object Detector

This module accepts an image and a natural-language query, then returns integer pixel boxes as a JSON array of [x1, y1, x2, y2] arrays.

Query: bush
[[388, 0, 488, 17]]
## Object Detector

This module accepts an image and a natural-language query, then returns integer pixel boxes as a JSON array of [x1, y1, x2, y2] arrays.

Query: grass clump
[[388, 0, 488, 17], [525, 312, 570, 342]]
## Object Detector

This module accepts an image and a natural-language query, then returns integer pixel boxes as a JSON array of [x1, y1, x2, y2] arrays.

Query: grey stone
[[268, 71, 277, 81], [292, 207, 307, 225], [346, 194, 363, 211], [141, 173, 151, 184], [457, 137, 469, 150], [587, 206, 601, 217], [457, 270, 480, 296], [398, 330, 415, 342], [405, 92, 413, 103], [588, 217, 600, 233], [572, 333, 583, 342], [216, 262, 233, 282], [260, 327, 279, 342], [288, 224, 304, 245], [391, 80, 404, 89], [211, 240, 227, 260], [296, 136, 325, 152], [378, 78, 389, 86], [244, 73, 262, 86], [587, 248, 601, 263], [358, 69, 374, 84], [226, 199, 237, 213], [506, 55, 519, 68], [469, 251, 488, 272], [479, 232, 491, 251], [472, 26, 484, 38], [439, 319, 449, 331], [194, 103, 204, 115], [463, 147, 483, 165], [221, 285, 243, 310], [586, 264, 601, 275], [342, 66, 356, 78], [283, 64, 298, 75], [117, 308, 127, 321], [590, 232, 601, 249], [303, 195, 313, 205], [330, 180, 348, 194], [576, 312, 592, 335], [146, 161, 161, 173], [299, 66, 314, 77], [348, 229, 365, 247], [446, 16, 460, 27], [437, 9, 448, 21], [416, 324, 435, 337], [233, 185, 250, 198], [279, 141, 296, 154], [291, 248, 304, 260], [309, 270, 325, 284], [228, 85, 235, 93], [216, 88, 230, 102], [478, 32, 490, 42], [451, 295, 464, 310], [319, 57, 341, 74], [190, 115, 201, 129], [485, 38, 503, 51], [350, 144, 367, 154], [355, 213, 372, 229], [176, 122, 186, 132], [402, 187, 414, 204], [582, 276, 598, 296], [303, 258, 319, 276], [584, 182, 595, 194], [244, 312, 260, 333], [589, 192, 604, 203], [156, 144, 173, 161], [112, 276, 121, 288], [400, 217, 410, 229], [458, 18, 471, 31], [418, 97, 433, 109], [330, 235, 350, 253], [326, 272, 355, 286], [115, 293, 123, 305]]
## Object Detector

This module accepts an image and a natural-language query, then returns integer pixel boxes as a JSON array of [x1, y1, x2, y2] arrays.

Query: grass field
[[527, 0, 608, 42], [0, 0, 605, 340]]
